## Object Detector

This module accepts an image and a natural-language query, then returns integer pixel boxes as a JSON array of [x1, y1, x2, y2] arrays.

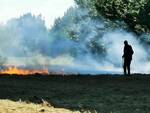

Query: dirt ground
[[0, 74, 150, 113]]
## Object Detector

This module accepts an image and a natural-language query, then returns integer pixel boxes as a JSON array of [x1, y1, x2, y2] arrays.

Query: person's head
[[124, 40, 128, 45]]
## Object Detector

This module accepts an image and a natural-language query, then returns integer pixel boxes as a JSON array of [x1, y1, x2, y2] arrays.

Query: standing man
[[122, 40, 134, 75]]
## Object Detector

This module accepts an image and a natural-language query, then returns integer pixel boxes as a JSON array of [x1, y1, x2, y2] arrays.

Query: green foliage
[[50, 7, 107, 57], [75, 0, 150, 34]]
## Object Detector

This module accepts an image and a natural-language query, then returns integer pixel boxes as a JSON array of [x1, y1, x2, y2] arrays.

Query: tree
[[75, 0, 150, 34], [49, 7, 107, 58]]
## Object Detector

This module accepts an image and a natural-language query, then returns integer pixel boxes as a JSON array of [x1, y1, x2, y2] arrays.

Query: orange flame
[[0, 67, 49, 75]]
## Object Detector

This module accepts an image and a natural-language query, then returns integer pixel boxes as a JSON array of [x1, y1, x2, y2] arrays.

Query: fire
[[0, 67, 49, 75]]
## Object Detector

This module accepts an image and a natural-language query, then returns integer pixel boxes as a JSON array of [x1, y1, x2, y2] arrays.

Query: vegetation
[[1, 75, 150, 113], [50, 8, 107, 58], [0, 99, 79, 113], [75, 0, 150, 34]]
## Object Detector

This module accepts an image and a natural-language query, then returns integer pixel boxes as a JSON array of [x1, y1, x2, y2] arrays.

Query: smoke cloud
[[0, 7, 150, 74]]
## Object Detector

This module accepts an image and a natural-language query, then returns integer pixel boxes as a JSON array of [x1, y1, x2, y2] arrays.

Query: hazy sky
[[0, 0, 75, 28]]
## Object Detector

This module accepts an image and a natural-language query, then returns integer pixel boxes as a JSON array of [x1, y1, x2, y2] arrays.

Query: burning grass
[[0, 67, 49, 75]]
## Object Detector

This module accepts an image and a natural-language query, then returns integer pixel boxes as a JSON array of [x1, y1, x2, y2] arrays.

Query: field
[[0, 74, 150, 113]]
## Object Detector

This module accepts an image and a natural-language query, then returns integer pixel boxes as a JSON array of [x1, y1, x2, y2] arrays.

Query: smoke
[[0, 7, 150, 74], [101, 30, 149, 73]]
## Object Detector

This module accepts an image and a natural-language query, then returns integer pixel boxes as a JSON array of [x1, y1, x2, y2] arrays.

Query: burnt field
[[0, 74, 150, 113]]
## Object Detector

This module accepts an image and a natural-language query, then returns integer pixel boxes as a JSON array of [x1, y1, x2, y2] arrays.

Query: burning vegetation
[[0, 66, 49, 75]]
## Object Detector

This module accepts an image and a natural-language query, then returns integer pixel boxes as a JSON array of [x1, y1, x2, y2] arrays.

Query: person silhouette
[[122, 40, 134, 75]]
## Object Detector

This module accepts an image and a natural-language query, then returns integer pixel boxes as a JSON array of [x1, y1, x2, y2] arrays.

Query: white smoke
[[101, 30, 150, 74], [0, 8, 150, 74]]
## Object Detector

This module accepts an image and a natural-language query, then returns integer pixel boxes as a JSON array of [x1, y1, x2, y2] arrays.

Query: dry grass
[[0, 99, 81, 113]]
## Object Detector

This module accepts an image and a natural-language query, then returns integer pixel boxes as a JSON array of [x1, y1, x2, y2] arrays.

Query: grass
[[0, 99, 80, 113], [0, 74, 150, 113]]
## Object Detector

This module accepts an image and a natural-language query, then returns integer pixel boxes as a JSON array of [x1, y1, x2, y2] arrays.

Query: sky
[[0, 0, 75, 28]]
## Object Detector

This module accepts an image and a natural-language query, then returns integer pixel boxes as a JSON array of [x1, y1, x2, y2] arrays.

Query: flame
[[0, 67, 49, 75]]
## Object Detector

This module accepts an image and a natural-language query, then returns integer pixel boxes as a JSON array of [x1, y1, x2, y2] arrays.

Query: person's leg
[[127, 60, 131, 75], [124, 61, 127, 75], [127, 65, 130, 75]]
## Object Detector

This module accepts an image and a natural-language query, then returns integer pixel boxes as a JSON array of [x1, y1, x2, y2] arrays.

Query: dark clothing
[[124, 58, 132, 75], [123, 44, 134, 75]]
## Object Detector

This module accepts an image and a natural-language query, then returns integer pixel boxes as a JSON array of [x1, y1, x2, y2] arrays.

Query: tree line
[[75, 0, 150, 34]]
